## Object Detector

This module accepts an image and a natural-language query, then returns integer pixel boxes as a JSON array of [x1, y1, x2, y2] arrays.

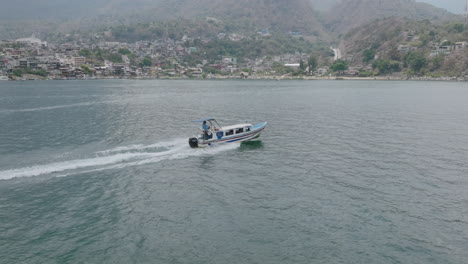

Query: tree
[[308, 55, 317, 74], [299, 59, 306, 71], [94, 48, 104, 61], [372, 59, 400, 75], [81, 65, 93, 75], [405, 52, 427, 73], [450, 23, 464, 33], [363, 49, 376, 64], [108, 53, 123, 63], [441, 40, 453, 46], [241, 68, 253, 74], [12, 68, 48, 77], [12, 69, 23, 77], [118, 48, 131, 55], [330, 60, 348, 72], [428, 30, 437, 42], [142, 56, 152, 67], [205, 67, 221, 75], [430, 55, 444, 71], [79, 49, 91, 57]]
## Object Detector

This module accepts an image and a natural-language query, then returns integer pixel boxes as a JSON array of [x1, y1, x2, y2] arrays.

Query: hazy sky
[[418, 0, 465, 13]]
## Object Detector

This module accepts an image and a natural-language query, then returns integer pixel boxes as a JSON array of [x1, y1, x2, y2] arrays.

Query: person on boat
[[202, 121, 210, 139]]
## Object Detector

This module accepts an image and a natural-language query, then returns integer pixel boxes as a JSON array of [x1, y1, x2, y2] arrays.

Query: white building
[[284, 63, 300, 68], [16, 35, 47, 47]]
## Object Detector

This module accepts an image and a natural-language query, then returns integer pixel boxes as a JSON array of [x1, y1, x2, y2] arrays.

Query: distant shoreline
[[3, 74, 467, 82]]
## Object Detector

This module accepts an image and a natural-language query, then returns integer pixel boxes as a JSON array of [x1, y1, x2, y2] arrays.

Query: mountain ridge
[[326, 0, 455, 33], [0, 0, 459, 41]]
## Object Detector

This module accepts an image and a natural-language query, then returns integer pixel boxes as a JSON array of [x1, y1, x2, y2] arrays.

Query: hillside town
[[0, 31, 467, 81], [0, 33, 327, 80]]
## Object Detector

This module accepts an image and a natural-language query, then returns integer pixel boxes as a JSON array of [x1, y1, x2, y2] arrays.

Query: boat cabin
[[219, 124, 252, 138], [193, 118, 252, 141]]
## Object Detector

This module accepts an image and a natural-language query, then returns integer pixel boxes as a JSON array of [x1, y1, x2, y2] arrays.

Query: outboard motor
[[189, 138, 199, 148]]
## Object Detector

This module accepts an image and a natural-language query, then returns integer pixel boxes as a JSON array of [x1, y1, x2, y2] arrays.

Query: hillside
[[326, 0, 455, 33], [1, 0, 457, 21], [0, 0, 461, 41], [153, 0, 324, 34], [0, 0, 323, 32], [340, 17, 468, 76], [0, 0, 328, 40], [0, 0, 337, 21]]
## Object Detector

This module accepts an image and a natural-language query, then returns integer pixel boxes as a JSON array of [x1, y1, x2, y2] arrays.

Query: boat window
[[235, 128, 244, 134], [245, 127, 251, 132], [225, 130, 234, 136]]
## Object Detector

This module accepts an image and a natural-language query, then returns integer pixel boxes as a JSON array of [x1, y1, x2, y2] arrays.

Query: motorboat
[[189, 118, 267, 148], [0, 75, 8, 81]]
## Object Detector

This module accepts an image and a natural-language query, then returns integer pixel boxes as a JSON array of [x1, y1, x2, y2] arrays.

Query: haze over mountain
[[0, 0, 323, 31], [0, 0, 460, 40], [0, 0, 459, 21], [417, 0, 465, 14], [326, 0, 454, 33], [312, 0, 464, 13]]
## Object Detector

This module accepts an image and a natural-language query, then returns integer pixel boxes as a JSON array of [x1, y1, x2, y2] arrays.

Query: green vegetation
[[363, 49, 376, 64], [330, 60, 348, 72], [358, 70, 374, 77], [118, 48, 132, 55], [78, 48, 124, 63], [307, 56, 318, 74], [342, 17, 468, 77], [109, 20, 223, 41], [241, 68, 252, 74], [105, 18, 327, 62], [80, 65, 93, 75], [12, 68, 48, 77], [271, 62, 297, 76], [204, 66, 223, 75], [141, 56, 152, 67], [448, 23, 465, 34], [192, 34, 325, 62], [12, 69, 22, 77], [79, 49, 91, 57], [372, 59, 400, 75], [299, 59, 306, 71], [430, 55, 444, 71], [106, 53, 122, 63], [404, 52, 427, 73]]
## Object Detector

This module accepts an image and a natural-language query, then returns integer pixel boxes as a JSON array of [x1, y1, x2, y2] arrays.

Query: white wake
[[0, 100, 119, 114], [0, 139, 238, 181]]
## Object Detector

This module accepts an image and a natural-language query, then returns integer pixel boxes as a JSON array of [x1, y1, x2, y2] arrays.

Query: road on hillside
[[331, 47, 342, 60]]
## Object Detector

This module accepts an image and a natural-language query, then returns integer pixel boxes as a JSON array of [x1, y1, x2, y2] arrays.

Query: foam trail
[[0, 101, 118, 114], [60, 143, 239, 178], [95, 138, 186, 155], [0, 153, 151, 180], [57, 143, 239, 178], [128, 142, 239, 167], [0, 141, 238, 181]]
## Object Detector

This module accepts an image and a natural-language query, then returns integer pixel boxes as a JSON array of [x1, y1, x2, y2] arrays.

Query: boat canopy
[[193, 118, 222, 131], [193, 118, 216, 123]]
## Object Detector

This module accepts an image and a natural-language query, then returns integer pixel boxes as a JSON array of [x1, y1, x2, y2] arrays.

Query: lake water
[[1, 80, 467, 264]]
